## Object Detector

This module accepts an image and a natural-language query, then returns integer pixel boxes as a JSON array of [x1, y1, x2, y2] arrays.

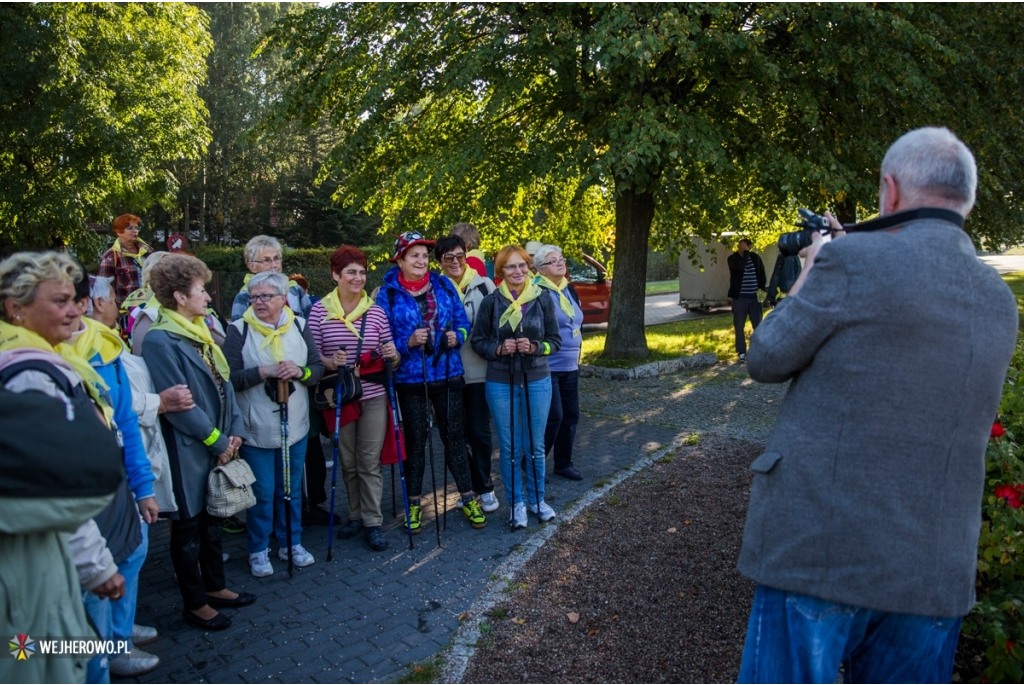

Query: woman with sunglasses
[[470, 245, 561, 529], [435, 234, 499, 514], [376, 232, 486, 535]]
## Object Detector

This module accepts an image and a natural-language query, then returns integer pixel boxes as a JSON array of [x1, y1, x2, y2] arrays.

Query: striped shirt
[[739, 256, 759, 298], [308, 302, 394, 401]]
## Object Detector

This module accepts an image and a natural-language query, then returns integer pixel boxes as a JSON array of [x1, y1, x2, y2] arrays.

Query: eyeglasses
[[537, 257, 566, 268], [251, 255, 283, 266], [122, 225, 140, 233], [502, 263, 531, 272], [442, 252, 467, 264], [251, 293, 281, 303]]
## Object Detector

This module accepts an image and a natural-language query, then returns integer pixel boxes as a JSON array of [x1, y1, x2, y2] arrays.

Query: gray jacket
[[739, 218, 1018, 618], [142, 329, 245, 520], [458, 273, 496, 384]]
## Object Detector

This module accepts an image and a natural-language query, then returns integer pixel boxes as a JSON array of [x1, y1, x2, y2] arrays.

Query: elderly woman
[[223, 272, 324, 576], [435, 234, 499, 513], [98, 214, 153, 312], [470, 245, 561, 529], [308, 246, 399, 551], [231, 235, 311, 321], [142, 254, 253, 631], [0, 251, 128, 685], [532, 244, 586, 481], [377, 232, 486, 534]]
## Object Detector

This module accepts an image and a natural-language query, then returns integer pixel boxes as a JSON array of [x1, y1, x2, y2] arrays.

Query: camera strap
[[844, 207, 964, 233]]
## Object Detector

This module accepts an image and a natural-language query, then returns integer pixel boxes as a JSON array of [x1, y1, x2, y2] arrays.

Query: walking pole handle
[[277, 378, 291, 404]]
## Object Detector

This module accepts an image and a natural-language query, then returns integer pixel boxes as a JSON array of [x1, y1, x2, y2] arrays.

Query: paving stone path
[[129, 363, 787, 684]]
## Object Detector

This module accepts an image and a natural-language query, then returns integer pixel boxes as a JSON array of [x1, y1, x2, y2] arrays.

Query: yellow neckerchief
[[467, 248, 486, 262], [535, 274, 576, 319], [123, 284, 152, 311], [242, 306, 295, 363], [150, 307, 231, 381], [445, 268, 477, 303], [0, 320, 113, 424], [497, 279, 543, 331], [240, 272, 299, 294], [322, 288, 372, 339], [58, 317, 127, 368], [112, 238, 150, 266], [145, 295, 160, 311]]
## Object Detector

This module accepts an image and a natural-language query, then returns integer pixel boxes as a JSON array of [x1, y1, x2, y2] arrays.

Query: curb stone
[[438, 432, 693, 684], [579, 352, 717, 380]]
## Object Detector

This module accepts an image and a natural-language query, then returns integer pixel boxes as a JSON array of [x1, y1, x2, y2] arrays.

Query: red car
[[567, 254, 611, 324]]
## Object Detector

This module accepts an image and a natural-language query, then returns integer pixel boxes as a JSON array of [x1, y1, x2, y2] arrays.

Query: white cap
[[525, 240, 543, 256]]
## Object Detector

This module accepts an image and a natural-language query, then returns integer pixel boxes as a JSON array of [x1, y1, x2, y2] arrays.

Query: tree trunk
[[835, 195, 858, 226], [198, 161, 207, 246], [602, 186, 654, 358]]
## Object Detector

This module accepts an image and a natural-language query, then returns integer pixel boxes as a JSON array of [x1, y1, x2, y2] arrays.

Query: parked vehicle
[[568, 254, 611, 324], [677, 237, 778, 312]]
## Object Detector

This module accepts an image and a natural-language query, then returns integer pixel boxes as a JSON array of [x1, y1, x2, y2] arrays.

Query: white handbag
[[206, 458, 257, 518]]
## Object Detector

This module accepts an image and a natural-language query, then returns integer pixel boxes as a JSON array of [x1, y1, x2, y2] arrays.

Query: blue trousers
[[486, 377, 551, 506], [738, 585, 962, 684], [240, 436, 307, 554]]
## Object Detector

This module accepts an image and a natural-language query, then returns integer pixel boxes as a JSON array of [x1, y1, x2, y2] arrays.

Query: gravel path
[[461, 433, 761, 683]]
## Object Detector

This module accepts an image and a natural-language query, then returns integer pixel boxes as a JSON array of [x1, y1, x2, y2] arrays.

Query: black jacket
[[727, 251, 766, 299], [470, 289, 562, 385]]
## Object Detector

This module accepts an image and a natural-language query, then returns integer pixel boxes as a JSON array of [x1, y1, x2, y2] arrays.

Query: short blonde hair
[[493, 245, 532, 275], [244, 235, 282, 265], [150, 254, 211, 310], [141, 251, 172, 287], [0, 251, 82, 322]]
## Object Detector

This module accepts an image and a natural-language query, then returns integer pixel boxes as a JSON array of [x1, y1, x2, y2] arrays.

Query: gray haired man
[[737, 127, 1018, 683]]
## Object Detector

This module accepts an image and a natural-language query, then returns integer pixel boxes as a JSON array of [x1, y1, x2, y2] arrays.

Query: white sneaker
[[131, 623, 158, 646], [528, 501, 557, 523], [249, 549, 274, 578], [109, 649, 160, 677], [480, 492, 499, 513], [511, 502, 528, 530], [738, 353, 746, 363], [279, 544, 315, 567]]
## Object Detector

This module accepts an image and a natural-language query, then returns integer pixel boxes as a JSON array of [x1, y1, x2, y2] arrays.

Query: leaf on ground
[[611, 614, 619, 621], [684, 520, 692, 525], [588, 629, 600, 636], [567, 612, 580, 624], [413, 666, 425, 673], [511, 617, 526, 625], [667, 527, 677, 533], [458, 612, 470, 621], [560, 577, 567, 582], [678, 592, 687, 599]]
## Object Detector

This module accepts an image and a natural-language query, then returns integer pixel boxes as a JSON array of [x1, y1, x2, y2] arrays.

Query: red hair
[[330, 245, 367, 275], [112, 214, 141, 235], [493, 245, 532, 274], [289, 273, 309, 292]]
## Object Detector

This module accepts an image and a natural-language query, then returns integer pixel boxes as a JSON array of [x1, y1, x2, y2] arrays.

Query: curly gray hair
[[0, 251, 82, 322]]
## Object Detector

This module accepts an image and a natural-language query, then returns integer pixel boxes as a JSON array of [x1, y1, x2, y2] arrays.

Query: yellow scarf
[[497, 280, 543, 331], [322, 288, 373, 339], [150, 307, 231, 381], [123, 284, 152, 311], [445, 268, 477, 303], [240, 273, 299, 294], [144, 295, 160, 311], [536, 275, 576, 319], [112, 238, 149, 266], [242, 306, 295, 363], [58, 317, 127, 368]]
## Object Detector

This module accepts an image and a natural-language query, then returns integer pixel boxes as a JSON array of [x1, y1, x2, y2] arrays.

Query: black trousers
[[170, 510, 226, 611], [397, 383, 473, 498], [304, 401, 328, 506], [544, 370, 580, 471], [732, 297, 763, 355], [463, 382, 495, 494]]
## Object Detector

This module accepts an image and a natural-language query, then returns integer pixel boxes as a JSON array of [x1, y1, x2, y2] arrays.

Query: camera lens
[[778, 230, 813, 257]]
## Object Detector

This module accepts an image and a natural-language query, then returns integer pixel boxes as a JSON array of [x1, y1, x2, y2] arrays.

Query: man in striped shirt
[[727, 238, 766, 362]]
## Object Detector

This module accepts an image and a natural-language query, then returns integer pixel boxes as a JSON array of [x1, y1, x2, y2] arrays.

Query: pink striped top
[[308, 301, 394, 401]]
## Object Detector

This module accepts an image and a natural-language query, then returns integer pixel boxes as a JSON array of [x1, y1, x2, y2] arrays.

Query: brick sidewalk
[[129, 414, 683, 684]]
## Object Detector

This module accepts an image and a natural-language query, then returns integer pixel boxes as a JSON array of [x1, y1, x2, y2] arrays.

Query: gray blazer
[[142, 329, 245, 520], [739, 218, 1018, 618]]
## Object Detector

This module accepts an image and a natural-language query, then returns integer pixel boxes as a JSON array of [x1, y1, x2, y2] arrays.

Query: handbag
[[312, 312, 367, 411], [207, 458, 257, 518]]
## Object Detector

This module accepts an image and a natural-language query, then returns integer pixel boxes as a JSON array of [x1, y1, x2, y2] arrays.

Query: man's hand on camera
[[790, 232, 827, 297], [823, 211, 847, 238]]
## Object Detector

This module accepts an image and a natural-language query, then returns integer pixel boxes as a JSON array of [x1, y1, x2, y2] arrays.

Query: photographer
[[737, 128, 1019, 683], [727, 238, 765, 362]]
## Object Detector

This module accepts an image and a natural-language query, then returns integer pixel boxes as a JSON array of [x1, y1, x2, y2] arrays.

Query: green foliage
[[0, 3, 212, 252]]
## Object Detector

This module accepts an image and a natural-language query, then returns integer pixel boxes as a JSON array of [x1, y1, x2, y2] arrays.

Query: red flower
[[992, 423, 1006, 439], [995, 484, 1024, 509], [1006, 640, 1016, 654]]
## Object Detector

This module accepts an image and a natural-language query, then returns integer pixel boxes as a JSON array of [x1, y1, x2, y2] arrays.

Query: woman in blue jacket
[[376, 232, 486, 534]]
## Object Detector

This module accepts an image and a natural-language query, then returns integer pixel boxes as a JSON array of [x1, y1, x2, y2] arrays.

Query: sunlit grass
[[1001, 271, 1024, 318], [645, 279, 678, 295], [581, 313, 754, 368]]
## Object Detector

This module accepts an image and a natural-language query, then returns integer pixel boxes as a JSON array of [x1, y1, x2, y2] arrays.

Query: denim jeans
[[544, 370, 580, 471], [240, 436, 307, 554], [486, 377, 551, 506], [83, 589, 112, 683], [738, 585, 962, 684], [111, 521, 148, 649]]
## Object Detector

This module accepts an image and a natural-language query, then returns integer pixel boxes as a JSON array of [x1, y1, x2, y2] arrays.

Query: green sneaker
[[462, 497, 487, 529], [404, 504, 422, 535]]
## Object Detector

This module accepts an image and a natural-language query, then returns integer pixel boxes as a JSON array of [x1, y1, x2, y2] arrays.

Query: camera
[[778, 209, 833, 257]]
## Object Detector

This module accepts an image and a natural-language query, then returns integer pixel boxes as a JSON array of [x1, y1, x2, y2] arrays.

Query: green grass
[[1001, 271, 1024, 318], [397, 654, 444, 684], [581, 313, 748, 368], [645, 279, 679, 295]]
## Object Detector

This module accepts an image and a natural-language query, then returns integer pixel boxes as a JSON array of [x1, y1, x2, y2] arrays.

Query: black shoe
[[364, 526, 389, 552], [302, 507, 341, 527], [221, 516, 246, 534], [554, 466, 584, 481], [337, 519, 363, 539], [182, 609, 231, 631], [205, 592, 257, 609]]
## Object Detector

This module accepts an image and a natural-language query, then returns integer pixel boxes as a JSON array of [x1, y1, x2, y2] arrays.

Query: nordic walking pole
[[384, 340, 415, 550], [391, 465, 396, 518], [518, 327, 542, 522], [278, 378, 295, 577], [442, 322, 451, 532], [421, 329, 443, 548], [508, 334, 517, 532], [326, 348, 344, 562]]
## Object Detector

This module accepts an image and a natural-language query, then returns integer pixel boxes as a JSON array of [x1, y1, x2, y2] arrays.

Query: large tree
[[266, 3, 1024, 356], [0, 2, 211, 252]]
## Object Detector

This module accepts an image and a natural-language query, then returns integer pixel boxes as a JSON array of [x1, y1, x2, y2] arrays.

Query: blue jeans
[[486, 377, 551, 506], [240, 436, 307, 554], [738, 585, 962, 684], [111, 521, 148, 648], [83, 589, 112, 684]]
